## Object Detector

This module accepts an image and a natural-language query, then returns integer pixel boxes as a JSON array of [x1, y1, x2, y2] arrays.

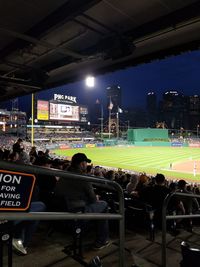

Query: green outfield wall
[[133, 141, 170, 146], [127, 128, 169, 142]]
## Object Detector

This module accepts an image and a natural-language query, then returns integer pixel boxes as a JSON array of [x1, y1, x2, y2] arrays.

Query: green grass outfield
[[54, 146, 200, 182]]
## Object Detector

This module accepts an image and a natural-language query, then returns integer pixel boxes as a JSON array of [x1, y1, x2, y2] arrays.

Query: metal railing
[[162, 192, 200, 267], [0, 161, 125, 267]]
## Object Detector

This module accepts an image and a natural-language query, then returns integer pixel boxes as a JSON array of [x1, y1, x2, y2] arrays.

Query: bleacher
[[1, 138, 200, 266]]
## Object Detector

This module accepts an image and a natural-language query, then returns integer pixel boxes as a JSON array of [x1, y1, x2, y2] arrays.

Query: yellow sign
[[37, 100, 49, 120]]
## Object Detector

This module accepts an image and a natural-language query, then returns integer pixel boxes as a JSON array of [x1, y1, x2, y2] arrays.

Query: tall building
[[145, 90, 200, 130], [146, 92, 157, 127], [188, 95, 200, 130], [161, 90, 185, 129]]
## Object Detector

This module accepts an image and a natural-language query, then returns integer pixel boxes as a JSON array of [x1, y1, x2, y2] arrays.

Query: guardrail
[[0, 160, 125, 267], [162, 192, 200, 267]]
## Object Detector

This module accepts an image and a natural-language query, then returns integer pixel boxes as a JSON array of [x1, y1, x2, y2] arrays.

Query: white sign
[[54, 94, 77, 103]]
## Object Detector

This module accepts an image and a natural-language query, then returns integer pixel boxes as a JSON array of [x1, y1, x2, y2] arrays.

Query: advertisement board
[[171, 142, 183, 147], [37, 100, 49, 120]]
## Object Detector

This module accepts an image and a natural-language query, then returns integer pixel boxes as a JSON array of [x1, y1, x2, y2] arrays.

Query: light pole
[[126, 120, 130, 130], [116, 112, 119, 139], [197, 124, 199, 138]]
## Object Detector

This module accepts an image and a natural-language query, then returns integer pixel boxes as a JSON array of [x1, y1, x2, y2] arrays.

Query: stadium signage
[[54, 94, 77, 103], [171, 142, 183, 147], [0, 170, 35, 211], [189, 143, 200, 148]]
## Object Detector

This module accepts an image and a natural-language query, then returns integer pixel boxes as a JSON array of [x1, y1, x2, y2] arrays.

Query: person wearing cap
[[55, 153, 110, 250]]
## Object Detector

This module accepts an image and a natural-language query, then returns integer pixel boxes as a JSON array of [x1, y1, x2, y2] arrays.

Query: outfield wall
[[128, 128, 168, 142], [47, 140, 189, 150], [133, 141, 188, 147], [133, 141, 170, 146]]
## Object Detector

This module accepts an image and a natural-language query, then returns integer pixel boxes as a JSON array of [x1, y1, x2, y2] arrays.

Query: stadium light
[[85, 76, 95, 87]]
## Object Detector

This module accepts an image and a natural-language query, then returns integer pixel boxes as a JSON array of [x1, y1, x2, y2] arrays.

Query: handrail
[[0, 160, 125, 267], [162, 192, 200, 267]]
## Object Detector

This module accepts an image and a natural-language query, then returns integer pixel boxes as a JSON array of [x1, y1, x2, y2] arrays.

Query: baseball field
[[54, 146, 200, 182]]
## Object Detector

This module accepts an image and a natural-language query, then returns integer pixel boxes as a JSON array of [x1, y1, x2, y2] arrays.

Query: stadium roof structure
[[0, 0, 200, 101]]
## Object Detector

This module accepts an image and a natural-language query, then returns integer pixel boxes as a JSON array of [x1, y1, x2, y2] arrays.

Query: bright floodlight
[[85, 76, 95, 87]]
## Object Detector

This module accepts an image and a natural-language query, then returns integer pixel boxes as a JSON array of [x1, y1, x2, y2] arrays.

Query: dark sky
[[18, 49, 200, 113]]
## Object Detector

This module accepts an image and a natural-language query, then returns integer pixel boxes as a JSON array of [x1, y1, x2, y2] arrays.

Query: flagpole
[[101, 104, 104, 140], [117, 111, 119, 139]]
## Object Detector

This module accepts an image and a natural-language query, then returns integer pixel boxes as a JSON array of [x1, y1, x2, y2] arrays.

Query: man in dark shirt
[[141, 173, 170, 226], [55, 153, 110, 249], [176, 179, 199, 214], [13, 138, 24, 154]]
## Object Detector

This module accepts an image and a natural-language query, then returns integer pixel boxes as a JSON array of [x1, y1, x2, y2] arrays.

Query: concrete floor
[[2, 223, 200, 267]]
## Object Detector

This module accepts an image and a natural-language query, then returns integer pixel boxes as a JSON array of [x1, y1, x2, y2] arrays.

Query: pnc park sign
[[0, 170, 35, 211]]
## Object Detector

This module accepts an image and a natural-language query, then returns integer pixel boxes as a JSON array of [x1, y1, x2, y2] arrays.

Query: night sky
[[17, 49, 200, 114]]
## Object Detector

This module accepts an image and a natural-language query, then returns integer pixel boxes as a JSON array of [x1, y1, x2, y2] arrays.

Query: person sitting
[[35, 156, 57, 210], [29, 146, 38, 160], [55, 153, 110, 250], [135, 173, 149, 197], [12, 201, 46, 255], [13, 138, 24, 154], [176, 179, 200, 214], [126, 174, 139, 195], [140, 173, 170, 226]]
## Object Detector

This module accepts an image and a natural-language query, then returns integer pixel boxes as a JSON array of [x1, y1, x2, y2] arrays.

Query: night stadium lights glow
[[85, 76, 95, 87]]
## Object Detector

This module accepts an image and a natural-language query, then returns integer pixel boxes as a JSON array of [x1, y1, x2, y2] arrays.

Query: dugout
[[127, 128, 170, 146]]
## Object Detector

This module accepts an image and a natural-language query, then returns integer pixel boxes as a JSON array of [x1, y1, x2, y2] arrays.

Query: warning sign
[[0, 170, 35, 211]]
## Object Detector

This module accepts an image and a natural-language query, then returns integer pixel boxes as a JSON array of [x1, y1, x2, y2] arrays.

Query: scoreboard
[[37, 94, 88, 123], [49, 103, 79, 121]]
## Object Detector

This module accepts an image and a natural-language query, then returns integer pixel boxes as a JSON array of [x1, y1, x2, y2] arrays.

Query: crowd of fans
[[1, 137, 200, 256], [30, 130, 95, 141]]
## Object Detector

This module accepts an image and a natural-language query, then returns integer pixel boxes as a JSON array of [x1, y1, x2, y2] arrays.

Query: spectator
[[12, 201, 46, 255], [8, 151, 20, 162], [18, 151, 30, 164], [142, 173, 170, 210], [135, 173, 148, 197], [13, 138, 24, 154], [29, 146, 37, 159], [176, 179, 199, 214], [55, 153, 110, 250], [44, 149, 51, 159], [105, 170, 115, 181], [140, 173, 170, 226], [35, 156, 57, 210], [126, 174, 139, 195]]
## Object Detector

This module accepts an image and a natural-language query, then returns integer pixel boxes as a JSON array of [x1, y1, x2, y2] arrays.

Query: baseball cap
[[71, 153, 91, 164], [178, 179, 187, 188]]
